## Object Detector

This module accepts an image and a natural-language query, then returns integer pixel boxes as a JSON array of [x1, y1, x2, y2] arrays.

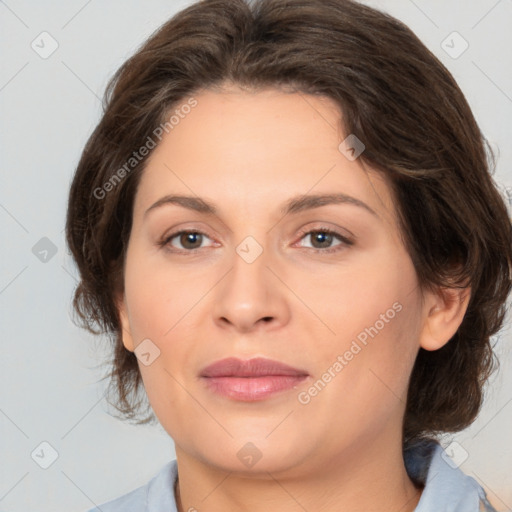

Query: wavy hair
[[65, 0, 512, 444]]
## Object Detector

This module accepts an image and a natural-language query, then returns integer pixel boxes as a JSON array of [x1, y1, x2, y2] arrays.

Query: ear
[[115, 292, 135, 353], [419, 285, 471, 351]]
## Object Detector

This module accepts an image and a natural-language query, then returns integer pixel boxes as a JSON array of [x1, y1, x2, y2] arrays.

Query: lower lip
[[201, 375, 308, 401]]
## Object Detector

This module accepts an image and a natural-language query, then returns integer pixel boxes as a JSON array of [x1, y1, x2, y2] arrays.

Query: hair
[[65, 0, 512, 445]]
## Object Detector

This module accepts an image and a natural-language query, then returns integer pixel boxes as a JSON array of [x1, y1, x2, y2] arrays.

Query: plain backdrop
[[1, 1, 511, 511]]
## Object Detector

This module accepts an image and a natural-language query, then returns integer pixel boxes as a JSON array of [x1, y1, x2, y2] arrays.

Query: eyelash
[[158, 227, 354, 255], [296, 227, 354, 253]]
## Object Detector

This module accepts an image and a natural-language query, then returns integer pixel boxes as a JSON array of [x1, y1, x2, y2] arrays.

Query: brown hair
[[65, 0, 512, 444]]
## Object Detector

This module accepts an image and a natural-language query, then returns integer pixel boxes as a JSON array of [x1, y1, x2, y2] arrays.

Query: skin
[[116, 85, 470, 512]]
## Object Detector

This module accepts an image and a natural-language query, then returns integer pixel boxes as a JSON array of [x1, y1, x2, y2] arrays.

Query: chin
[[199, 435, 310, 476]]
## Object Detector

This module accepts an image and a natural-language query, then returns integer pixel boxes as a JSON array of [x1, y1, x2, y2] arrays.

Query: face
[[117, 86, 432, 477]]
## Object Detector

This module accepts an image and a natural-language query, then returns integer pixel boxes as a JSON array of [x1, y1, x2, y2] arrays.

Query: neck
[[173, 435, 423, 512]]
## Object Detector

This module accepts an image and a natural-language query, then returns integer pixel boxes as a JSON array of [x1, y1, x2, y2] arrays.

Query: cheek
[[308, 247, 418, 343], [309, 246, 422, 402], [123, 246, 208, 340], [296, 299, 421, 450], [121, 247, 210, 412]]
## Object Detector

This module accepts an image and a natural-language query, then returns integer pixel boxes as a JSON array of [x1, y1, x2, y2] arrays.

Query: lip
[[200, 357, 309, 401]]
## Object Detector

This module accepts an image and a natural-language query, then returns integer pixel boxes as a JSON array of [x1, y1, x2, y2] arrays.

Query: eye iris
[[181, 232, 202, 249], [312, 231, 332, 248]]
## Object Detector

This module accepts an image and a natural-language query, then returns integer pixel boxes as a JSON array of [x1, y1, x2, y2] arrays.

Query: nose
[[211, 243, 291, 333]]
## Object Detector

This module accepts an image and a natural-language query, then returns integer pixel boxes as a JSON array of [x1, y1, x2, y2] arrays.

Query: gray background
[[1, 1, 511, 511]]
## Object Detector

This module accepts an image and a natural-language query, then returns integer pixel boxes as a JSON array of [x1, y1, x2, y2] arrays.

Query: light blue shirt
[[87, 440, 496, 511]]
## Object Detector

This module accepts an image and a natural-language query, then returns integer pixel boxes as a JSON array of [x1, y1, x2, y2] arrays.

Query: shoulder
[[404, 439, 497, 512], [84, 459, 178, 512]]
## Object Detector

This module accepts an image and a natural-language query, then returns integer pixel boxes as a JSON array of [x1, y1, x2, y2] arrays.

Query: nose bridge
[[228, 233, 271, 303], [211, 231, 289, 330]]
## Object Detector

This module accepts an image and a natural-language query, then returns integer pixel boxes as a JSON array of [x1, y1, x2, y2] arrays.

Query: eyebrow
[[144, 193, 378, 219]]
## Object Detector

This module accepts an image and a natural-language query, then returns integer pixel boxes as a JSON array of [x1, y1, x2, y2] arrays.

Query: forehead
[[133, 87, 396, 226]]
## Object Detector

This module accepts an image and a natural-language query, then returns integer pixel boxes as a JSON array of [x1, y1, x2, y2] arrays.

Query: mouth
[[200, 357, 309, 401]]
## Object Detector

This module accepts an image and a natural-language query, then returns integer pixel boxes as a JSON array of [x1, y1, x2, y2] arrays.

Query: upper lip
[[200, 357, 309, 378]]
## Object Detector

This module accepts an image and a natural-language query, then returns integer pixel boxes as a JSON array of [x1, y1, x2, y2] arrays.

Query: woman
[[65, 0, 512, 510]]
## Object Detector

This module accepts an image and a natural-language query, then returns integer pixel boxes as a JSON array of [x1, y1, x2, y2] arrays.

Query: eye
[[159, 230, 215, 252], [296, 228, 354, 254], [158, 227, 354, 255]]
